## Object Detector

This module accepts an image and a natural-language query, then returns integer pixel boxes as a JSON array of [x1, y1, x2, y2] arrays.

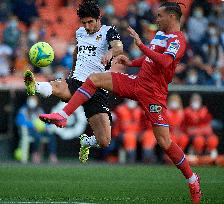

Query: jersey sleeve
[[131, 56, 145, 67], [164, 35, 185, 59], [106, 26, 121, 44]]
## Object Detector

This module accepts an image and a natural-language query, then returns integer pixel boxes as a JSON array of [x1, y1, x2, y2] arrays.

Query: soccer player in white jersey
[[24, 0, 123, 162]]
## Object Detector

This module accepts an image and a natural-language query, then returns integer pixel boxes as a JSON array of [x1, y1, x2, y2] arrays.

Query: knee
[[88, 74, 98, 84], [193, 135, 205, 153], [207, 134, 219, 151], [51, 81, 71, 100], [153, 126, 171, 150], [94, 129, 111, 148], [157, 137, 171, 150], [51, 82, 60, 95], [156, 136, 172, 150], [88, 73, 102, 87]]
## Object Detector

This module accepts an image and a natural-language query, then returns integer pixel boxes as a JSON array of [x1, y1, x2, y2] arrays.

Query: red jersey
[[184, 106, 212, 127], [135, 31, 186, 103], [167, 109, 185, 127], [184, 106, 213, 136], [112, 31, 186, 126]]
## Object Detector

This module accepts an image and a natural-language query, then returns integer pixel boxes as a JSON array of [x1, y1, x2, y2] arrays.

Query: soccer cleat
[[24, 70, 36, 96], [189, 173, 202, 204], [79, 134, 90, 163], [39, 113, 67, 128]]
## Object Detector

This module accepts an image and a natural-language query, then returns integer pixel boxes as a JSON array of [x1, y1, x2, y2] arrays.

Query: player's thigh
[[50, 79, 72, 101], [138, 98, 171, 149], [137, 96, 169, 127], [88, 113, 111, 146], [111, 72, 137, 100], [89, 72, 113, 91]]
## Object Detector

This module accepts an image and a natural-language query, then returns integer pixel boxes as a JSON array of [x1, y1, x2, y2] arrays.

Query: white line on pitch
[[0, 202, 94, 204]]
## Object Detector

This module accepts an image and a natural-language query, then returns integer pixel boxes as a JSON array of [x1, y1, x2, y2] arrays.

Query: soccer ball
[[29, 42, 54, 67]]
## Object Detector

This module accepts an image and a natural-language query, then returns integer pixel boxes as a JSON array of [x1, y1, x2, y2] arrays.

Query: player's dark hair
[[77, 1, 100, 19], [160, 2, 185, 21]]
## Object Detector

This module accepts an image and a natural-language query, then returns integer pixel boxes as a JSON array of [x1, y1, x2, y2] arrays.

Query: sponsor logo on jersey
[[77, 33, 84, 38], [151, 31, 178, 48], [96, 34, 102, 41], [145, 57, 153, 63], [149, 104, 162, 113], [154, 34, 169, 41], [128, 75, 137, 79], [78, 45, 97, 56], [167, 39, 180, 54], [150, 44, 156, 50], [158, 114, 164, 121]]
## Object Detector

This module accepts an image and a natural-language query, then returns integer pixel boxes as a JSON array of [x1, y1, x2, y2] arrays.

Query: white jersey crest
[[72, 25, 113, 82]]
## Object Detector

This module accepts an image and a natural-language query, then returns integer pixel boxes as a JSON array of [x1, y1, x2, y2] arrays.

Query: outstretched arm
[[138, 43, 173, 68], [114, 55, 145, 67], [130, 56, 145, 67], [127, 26, 173, 69]]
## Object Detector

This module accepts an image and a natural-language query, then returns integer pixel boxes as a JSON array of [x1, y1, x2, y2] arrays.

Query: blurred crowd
[[15, 95, 57, 163], [0, 0, 224, 86], [106, 93, 222, 165], [0, 0, 224, 164]]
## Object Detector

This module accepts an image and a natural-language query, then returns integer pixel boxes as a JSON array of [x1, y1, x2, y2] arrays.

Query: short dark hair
[[77, 1, 100, 19], [160, 2, 184, 21]]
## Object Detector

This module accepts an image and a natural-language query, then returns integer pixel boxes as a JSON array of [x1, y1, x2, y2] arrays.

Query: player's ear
[[96, 17, 101, 25]]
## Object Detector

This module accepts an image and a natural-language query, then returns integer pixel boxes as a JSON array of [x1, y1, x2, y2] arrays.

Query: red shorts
[[112, 72, 169, 127]]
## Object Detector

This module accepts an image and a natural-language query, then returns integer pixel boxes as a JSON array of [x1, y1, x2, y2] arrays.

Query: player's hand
[[101, 50, 113, 66], [127, 26, 142, 46], [113, 55, 132, 66]]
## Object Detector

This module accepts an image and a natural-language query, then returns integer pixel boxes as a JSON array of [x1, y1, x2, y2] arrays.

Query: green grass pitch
[[0, 164, 223, 203]]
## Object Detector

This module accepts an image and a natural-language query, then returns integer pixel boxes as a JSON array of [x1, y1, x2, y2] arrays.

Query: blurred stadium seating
[[0, 0, 223, 164]]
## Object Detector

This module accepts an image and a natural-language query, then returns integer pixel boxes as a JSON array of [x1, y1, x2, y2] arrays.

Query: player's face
[[81, 17, 100, 34], [156, 7, 171, 32]]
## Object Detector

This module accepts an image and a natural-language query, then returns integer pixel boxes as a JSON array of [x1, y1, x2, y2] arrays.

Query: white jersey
[[72, 25, 120, 82]]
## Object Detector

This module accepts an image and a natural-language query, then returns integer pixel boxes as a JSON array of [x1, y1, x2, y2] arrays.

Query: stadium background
[[0, 0, 224, 164]]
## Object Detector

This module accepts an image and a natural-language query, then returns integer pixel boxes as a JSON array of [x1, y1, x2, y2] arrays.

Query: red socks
[[165, 142, 193, 179], [63, 78, 97, 116]]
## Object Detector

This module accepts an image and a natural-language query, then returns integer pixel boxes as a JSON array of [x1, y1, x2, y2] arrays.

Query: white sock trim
[[89, 135, 98, 146], [81, 135, 98, 147], [35, 82, 53, 97]]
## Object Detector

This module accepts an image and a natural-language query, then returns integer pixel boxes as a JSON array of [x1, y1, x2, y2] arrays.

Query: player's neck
[[165, 24, 180, 34]]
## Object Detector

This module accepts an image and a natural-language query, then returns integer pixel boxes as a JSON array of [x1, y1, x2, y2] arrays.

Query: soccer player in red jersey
[[40, 2, 201, 203]]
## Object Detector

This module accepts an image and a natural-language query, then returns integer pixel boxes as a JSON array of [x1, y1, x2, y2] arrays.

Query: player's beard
[[86, 29, 91, 34], [86, 26, 99, 34], [86, 26, 95, 34]]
